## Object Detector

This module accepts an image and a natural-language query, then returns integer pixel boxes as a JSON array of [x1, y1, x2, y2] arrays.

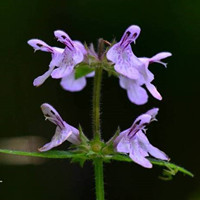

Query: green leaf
[[0, 149, 193, 178], [75, 64, 94, 79], [0, 149, 86, 159], [149, 158, 194, 178], [109, 154, 194, 178]]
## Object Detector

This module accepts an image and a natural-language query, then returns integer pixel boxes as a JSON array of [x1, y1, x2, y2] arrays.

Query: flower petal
[[107, 42, 143, 80], [115, 62, 140, 80], [129, 137, 152, 168], [146, 82, 162, 100], [60, 72, 86, 92], [51, 66, 74, 79], [33, 67, 55, 87], [27, 39, 54, 53], [39, 103, 81, 151], [74, 41, 87, 55], [119, 25, 141, 47], [147, 144, 169, 160], [54, 30, 73, 48], [41, 103, 65, 128], [136, 131, 169, 161], [146, 108, 159, 120], [116, 135, 130, 153], [127, 81, 148, 105], [150, 52, 172, 66], [119, 75, 129, 89], [38, 127, 73, 152]]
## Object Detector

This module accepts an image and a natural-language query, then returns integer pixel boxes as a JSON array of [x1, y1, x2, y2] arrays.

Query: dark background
[[1, 0, 199, 199]]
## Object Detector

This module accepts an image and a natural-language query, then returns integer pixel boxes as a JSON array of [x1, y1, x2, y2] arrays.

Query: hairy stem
[[94, 158, 105, 200], [92, 39, 105, 200], [92, 65, 102, 140]]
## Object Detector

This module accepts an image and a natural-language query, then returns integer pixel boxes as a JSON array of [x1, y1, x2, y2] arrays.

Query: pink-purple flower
[[114, 108, 169, 168], [39, 103, 80, 152], [106, 25, 143, 80], [28, 30, 91, 92], [106, 25, 172, 105]]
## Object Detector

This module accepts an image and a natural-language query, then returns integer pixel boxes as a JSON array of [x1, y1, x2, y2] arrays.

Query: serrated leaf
[[75, 64, 94, 79]]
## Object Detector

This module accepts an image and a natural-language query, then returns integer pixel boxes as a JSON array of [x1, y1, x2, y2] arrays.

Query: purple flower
[[106, 25, 172, 105], [114, 108, 169, 168], [106, 25, 143, 80], [38, 103, 80, 152], [28, 30, 90, 92], [119, 52, 172, 105]]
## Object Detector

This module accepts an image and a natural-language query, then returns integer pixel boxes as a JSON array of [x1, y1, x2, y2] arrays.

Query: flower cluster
[[28, 26, 171, 105], [39, 103, 169, 168], [28, 25, 171, 169]]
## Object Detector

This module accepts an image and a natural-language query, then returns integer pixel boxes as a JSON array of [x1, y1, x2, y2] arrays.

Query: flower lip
[[120, 25, 141, 47], [127, 114, 151, 139], [40, 103, 65, 129], [27, 39, 54, 53], [54, 30, 74, 50]]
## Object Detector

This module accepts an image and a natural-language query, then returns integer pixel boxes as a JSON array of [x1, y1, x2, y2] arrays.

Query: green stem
[[92, 39, 105, 200], [92, 65, 102, 140], [94, 158, 105, 200]]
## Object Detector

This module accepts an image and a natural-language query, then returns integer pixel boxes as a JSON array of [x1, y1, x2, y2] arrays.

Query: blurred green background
[[0, 0, 199, 199]]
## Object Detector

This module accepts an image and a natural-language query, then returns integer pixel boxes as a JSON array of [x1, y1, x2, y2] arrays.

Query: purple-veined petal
[[133, 114, 152, 128], [54, 30, 85, 65], [54, 30, 73, 47], [119, 25, 141, 47], [106, 25, 143, 80], [107, 45, 142, 80], [107, 25, 141, 62], [41, 103, 65, 128], [27, 39, 54, 53], [60, 72, 86, 92], [126, 114, 151, 139], [114, 60, 140, 80], [146, 82, 162, 100], [39, 103, 80, 152], [114, 109, 169, 168]]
